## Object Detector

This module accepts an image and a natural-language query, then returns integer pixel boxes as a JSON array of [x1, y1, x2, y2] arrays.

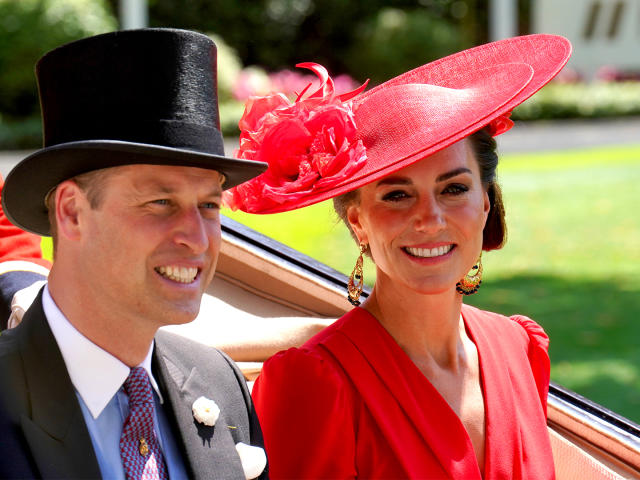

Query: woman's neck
[[362, 271, 469, 372]]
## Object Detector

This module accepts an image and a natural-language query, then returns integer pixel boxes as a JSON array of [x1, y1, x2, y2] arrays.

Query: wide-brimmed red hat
[[224, 34, 571, 214]]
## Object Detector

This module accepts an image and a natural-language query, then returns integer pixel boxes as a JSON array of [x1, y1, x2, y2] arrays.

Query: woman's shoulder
[[258, 319, 349, 383], [260, 343, 334, 377], [302, 306, 369, 347], [462, 303, 549, 352], [256, 308, 369, 396], [253, 340, 357, 422]]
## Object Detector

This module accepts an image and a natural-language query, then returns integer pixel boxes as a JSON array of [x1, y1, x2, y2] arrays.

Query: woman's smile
[[402, 244, 455, 259]]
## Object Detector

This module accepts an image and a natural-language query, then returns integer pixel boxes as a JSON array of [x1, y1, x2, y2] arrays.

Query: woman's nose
[[413, 197, 445, 233]]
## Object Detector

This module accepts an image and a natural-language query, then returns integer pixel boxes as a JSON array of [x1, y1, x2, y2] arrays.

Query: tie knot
[[123, 367, 154, 406]]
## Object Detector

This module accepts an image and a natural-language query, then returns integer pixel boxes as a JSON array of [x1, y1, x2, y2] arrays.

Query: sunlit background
[[1, 0, 639, 422]]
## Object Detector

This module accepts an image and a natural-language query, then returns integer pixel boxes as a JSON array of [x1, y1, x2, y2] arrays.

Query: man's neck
[[47, 269, 157, 367]]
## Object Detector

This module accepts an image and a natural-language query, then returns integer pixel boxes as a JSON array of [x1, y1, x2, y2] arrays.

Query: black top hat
[[1, 28, 267, 235]]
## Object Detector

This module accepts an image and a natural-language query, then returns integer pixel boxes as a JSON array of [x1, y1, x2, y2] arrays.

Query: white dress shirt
[[42, 285, 188, 479]]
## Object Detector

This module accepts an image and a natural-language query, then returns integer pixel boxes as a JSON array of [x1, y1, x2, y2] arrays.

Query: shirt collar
[[43, 285, 163, 419]]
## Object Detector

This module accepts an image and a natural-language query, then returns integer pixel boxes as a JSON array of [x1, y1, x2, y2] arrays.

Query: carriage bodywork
[[205, 216, 640, 479]]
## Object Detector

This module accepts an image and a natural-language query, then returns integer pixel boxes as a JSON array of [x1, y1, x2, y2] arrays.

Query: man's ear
[[54, 180, 86, 241], [346, 204, 368, 246]]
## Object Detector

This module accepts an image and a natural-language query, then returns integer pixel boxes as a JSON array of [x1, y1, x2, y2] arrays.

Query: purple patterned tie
[[120, 367, 168, 480]]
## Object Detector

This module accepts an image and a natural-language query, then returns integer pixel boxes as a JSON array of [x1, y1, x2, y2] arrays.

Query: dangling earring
[[347, 243, 367, 306], [456, 254, 483, 295]]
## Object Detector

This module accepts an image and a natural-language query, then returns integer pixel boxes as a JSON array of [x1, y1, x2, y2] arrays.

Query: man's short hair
[[45, 168, 114, 252]]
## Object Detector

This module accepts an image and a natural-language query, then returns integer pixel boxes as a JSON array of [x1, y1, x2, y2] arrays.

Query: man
[[0, 28, 268, 479]]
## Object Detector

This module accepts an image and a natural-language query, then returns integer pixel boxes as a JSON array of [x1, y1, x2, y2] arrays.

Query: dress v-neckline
[[332, 306, 494, 479], [389, 307, 490, 478]]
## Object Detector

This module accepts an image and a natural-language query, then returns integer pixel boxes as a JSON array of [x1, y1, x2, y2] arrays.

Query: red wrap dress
[[252, 304, 554, 479]]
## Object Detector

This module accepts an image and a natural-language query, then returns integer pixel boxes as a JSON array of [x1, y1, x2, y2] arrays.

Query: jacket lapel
[[153, 333, 247, 480], [17, 292, 101, 479]]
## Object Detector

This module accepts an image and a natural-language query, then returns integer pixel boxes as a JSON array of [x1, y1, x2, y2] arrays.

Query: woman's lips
[[402, 244, 454, 258]]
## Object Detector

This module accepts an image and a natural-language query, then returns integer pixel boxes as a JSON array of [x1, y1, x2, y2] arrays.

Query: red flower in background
[[223, 63, 369, 213]]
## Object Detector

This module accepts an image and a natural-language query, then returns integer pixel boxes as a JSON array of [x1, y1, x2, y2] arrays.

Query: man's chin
[[156, 304, 201, 328]]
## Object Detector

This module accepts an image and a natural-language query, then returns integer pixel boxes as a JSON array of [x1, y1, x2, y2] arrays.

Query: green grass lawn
[[225, 144, 640, 423]]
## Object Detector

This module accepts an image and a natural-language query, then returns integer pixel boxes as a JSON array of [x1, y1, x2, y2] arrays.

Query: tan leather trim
[[548, 398, 640, 477], [549, 427, 627, 479], [215, 235, 351, 317]]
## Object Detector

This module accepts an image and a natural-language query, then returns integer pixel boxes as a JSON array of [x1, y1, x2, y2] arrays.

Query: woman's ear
[[346, 203, 368, 246], [54, 180, 85, 242], [483, 188, 490, 221]]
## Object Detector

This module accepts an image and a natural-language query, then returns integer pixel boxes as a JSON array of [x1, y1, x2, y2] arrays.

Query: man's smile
[[155, 265, 200, 284]]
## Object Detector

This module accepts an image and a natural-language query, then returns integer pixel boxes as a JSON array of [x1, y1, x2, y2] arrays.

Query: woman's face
[[347, 138, 490, 295]]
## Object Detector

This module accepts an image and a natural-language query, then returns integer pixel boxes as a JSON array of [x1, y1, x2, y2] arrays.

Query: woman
[[225, 35, 571, 479]]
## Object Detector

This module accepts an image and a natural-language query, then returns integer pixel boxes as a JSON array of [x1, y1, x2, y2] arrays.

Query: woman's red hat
[[224, 34, 572, 214]]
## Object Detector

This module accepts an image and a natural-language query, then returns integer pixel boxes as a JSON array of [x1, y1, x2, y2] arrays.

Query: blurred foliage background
[[3, 0, 640, 148], [0, 0, 117, 147]]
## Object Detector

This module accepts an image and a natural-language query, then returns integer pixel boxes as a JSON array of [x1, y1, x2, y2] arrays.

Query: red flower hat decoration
[[223, 63, 369, 212]]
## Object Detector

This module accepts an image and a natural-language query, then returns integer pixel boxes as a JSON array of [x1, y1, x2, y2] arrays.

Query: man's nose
[[172, 207, 211, 254]]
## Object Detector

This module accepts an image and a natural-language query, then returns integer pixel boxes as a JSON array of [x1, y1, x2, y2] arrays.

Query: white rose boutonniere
[[192, 396, 220, 427], [235, 442, 267, 480]]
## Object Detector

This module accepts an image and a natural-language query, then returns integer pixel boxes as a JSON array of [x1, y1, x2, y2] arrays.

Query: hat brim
[[2, 140, 267, 235], [236, 34, 571, 214]]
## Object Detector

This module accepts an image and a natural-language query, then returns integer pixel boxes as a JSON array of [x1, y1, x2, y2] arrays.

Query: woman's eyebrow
[[376, 177, 411, 187], [375, 167, 473, 187], [436, 167, 472, 182]]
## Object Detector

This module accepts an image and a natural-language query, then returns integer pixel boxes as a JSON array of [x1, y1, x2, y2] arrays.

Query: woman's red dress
[[253, 304, 554, 479]]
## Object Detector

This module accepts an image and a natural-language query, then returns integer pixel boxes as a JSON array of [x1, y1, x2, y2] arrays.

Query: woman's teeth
[[404, 245, 453, 258], [155, 265, 198, 283]]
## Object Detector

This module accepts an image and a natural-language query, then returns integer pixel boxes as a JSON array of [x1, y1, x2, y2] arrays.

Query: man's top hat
[[2, 28, 266, 235]]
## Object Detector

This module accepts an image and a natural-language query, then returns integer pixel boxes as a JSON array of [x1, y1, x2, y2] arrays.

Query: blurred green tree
[[345, 6, 472, 84], [0, 0, 116, 118], [137, 0, 477, 85]]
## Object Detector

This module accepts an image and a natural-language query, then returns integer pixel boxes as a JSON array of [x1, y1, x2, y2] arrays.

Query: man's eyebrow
[[131, 180, 173, 194], [208, 185, 223, 197], [132, 183, 222, 196], [436, 167, 472, 182]]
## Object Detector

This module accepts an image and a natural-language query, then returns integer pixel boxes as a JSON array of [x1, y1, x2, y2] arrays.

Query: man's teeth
[[156, 266, 198, 283], [404, 245, 453, 258]]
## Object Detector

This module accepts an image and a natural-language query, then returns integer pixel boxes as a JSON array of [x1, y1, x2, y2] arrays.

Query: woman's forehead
[[372, 139, 476, 185]]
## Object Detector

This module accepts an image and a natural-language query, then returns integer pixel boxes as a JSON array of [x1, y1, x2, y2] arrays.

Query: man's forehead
[[111, 164, 223, 191]]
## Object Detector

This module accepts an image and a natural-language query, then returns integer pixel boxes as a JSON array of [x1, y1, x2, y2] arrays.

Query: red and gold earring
[[347, 243, 367, 306], [456, 254, 483, 295]]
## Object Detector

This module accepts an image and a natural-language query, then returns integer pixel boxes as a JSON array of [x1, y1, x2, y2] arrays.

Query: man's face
[[76, 164, 223, 330]]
